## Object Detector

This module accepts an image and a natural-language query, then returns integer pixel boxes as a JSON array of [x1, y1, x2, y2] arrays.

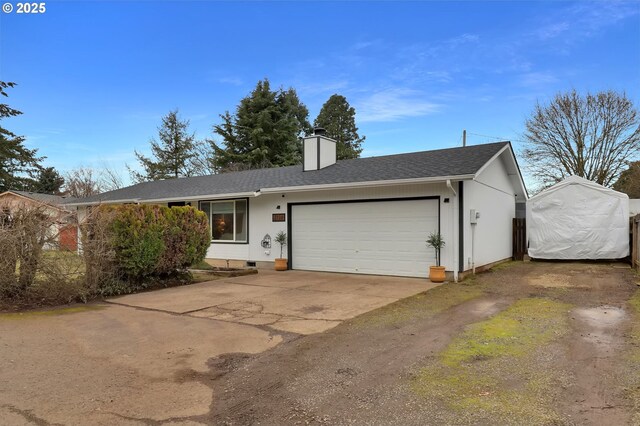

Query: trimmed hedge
[[92, 204, 210, 282]]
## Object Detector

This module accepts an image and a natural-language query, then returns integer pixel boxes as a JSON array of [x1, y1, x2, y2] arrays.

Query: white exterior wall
[[463, 154, 516, 270], [206, 182, 460, 272], [630, 199, 640, 216], [71, 152, 523, 276], [303, 138, 318, 171], [319, 139, 336, 169]]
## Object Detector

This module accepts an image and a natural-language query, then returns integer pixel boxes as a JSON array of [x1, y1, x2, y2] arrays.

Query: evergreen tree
[[613, 161, 640, 198], [130, 109, 200, 182], [0, 81, 43, 191], [33, 167, 64, 194], [211, 79, 312, 172], [314, 94, 365, 160]]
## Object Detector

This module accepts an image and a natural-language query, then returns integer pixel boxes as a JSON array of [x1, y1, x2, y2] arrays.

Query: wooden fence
[[633, 214, 640, 270], [513, 218, 527, 261]]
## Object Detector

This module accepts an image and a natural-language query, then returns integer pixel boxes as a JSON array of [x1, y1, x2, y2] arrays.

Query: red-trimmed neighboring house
[[0, 190, 77, 251]]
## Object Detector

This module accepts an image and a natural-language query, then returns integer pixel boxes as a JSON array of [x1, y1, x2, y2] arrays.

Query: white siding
[[463, 154, 516, 269], [208, 182, 459, 272]]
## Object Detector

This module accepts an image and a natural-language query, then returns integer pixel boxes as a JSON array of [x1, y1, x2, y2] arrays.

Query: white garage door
[[291, 199, 439, 277]]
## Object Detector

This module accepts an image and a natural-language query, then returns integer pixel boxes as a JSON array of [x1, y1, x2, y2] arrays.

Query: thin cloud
[[532, 1, 639, 44], [218, 77, 244, 86], [357, 88, 441, 123], [519, 72, 559, 88], [295, 80, 350, 97]]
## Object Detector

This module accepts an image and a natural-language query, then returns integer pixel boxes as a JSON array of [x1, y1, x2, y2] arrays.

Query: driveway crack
[[1, 404, 63, 426]]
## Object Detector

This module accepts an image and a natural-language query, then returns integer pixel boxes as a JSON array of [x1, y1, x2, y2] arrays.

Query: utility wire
[[468, 132, 528, 144]]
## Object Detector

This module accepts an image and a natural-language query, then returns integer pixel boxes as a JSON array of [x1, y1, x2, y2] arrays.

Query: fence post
[[633, 214, 639, 270], [512, 218, 526, 261]]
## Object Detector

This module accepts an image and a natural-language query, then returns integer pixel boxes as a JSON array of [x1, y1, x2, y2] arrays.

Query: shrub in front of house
[[83, 204, 210, 294], [0, 204, 87, 306], [157, 206, 211, 275]]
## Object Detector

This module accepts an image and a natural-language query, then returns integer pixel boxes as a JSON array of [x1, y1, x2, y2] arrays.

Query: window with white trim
[[199, 199, 248, 243]]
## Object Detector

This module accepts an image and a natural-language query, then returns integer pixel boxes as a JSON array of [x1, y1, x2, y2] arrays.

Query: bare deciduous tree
[[523, 90, 640, 188], [63, 167, 103, 198], [98, 164, 125, 192]]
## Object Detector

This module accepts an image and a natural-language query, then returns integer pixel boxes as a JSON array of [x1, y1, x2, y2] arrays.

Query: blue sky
[[1, 1, 639, 187]]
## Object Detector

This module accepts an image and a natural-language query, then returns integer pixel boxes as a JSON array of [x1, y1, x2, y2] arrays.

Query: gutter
[[64, 175, 477, 207], [261, 175, 475, 194], [64, 192, 258, 207], [64, 198, 141, 207]]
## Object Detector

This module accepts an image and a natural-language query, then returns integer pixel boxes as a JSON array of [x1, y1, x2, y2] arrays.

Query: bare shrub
[[0, 202, 86, 306], [80, 206, 122, 296]]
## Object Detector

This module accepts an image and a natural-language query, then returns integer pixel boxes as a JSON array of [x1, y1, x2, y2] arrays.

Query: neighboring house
[[527, 176, 629, 260], [65, 133, 528, 280], [0, 190, 78, 251]]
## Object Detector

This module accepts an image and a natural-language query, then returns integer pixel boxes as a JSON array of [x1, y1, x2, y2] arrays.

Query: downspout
[[446, 179, 457, 197], [446, 180, 459, 282], [471, 223, 476, 274]]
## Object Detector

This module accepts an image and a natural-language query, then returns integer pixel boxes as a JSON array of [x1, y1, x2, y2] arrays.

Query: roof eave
[[260, 175, 477, 194], [473, 142, 529, 200], [65, 191, 259, 207]]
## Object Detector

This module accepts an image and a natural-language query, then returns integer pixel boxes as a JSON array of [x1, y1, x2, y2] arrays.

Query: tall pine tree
[[130, 109, 200, 182], [210, 79, 312, 172], [33, 167, 64, 194], [0, 82, 43, 191], [314, 94, 365, 160], [613, 161, 640, 198]]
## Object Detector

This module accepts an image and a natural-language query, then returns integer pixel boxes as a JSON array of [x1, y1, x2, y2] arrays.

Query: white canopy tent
[[527, 176, 629, 259]]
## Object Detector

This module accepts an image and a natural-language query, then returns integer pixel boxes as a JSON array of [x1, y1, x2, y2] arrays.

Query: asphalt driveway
[[0, 270, 433, 425]]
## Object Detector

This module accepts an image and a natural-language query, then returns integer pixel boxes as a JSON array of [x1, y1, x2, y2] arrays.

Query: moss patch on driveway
[[441, 298, 570, 365], [622, 290, 640, 424], [352, 282, 484, 328], [412, 297, 572, 425], [0, 305, 104, 319]]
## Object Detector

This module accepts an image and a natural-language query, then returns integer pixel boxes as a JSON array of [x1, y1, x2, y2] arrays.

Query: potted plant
[[426, 232, 446, 282], [274, 231, 288, 271]]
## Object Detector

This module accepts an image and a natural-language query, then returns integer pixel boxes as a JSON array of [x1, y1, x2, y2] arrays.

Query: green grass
[[629, 289, 640, 315], [37, 250, 85, 279], [190, 260, 216, 270], [624, 289, 640, 424], [487, 260, 518, 272], [351, 282, 484, 328], [441, 298, 571, 366], [411, 297, 572, 425], [0, 305, 104, 320], [191, 271, 221, 283]]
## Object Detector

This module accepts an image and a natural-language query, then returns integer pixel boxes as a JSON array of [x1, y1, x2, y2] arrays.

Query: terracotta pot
[[429, 266, 446, 283], [274, 258, 288, 271]]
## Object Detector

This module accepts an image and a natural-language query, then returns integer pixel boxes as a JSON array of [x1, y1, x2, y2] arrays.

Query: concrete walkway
[[111, 270, 436, 334]]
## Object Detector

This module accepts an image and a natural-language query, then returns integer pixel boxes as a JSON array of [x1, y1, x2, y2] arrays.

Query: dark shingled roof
[[12, 190, 67, 206], [66, 142, 509, 205]]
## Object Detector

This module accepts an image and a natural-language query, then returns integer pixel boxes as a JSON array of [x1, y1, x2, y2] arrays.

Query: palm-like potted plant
[[426, 232, 446, 282], [274, 231, 288, 271]]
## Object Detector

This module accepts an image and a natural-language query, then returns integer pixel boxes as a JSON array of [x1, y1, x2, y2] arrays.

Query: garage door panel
[[291, 199, 439, 278]]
